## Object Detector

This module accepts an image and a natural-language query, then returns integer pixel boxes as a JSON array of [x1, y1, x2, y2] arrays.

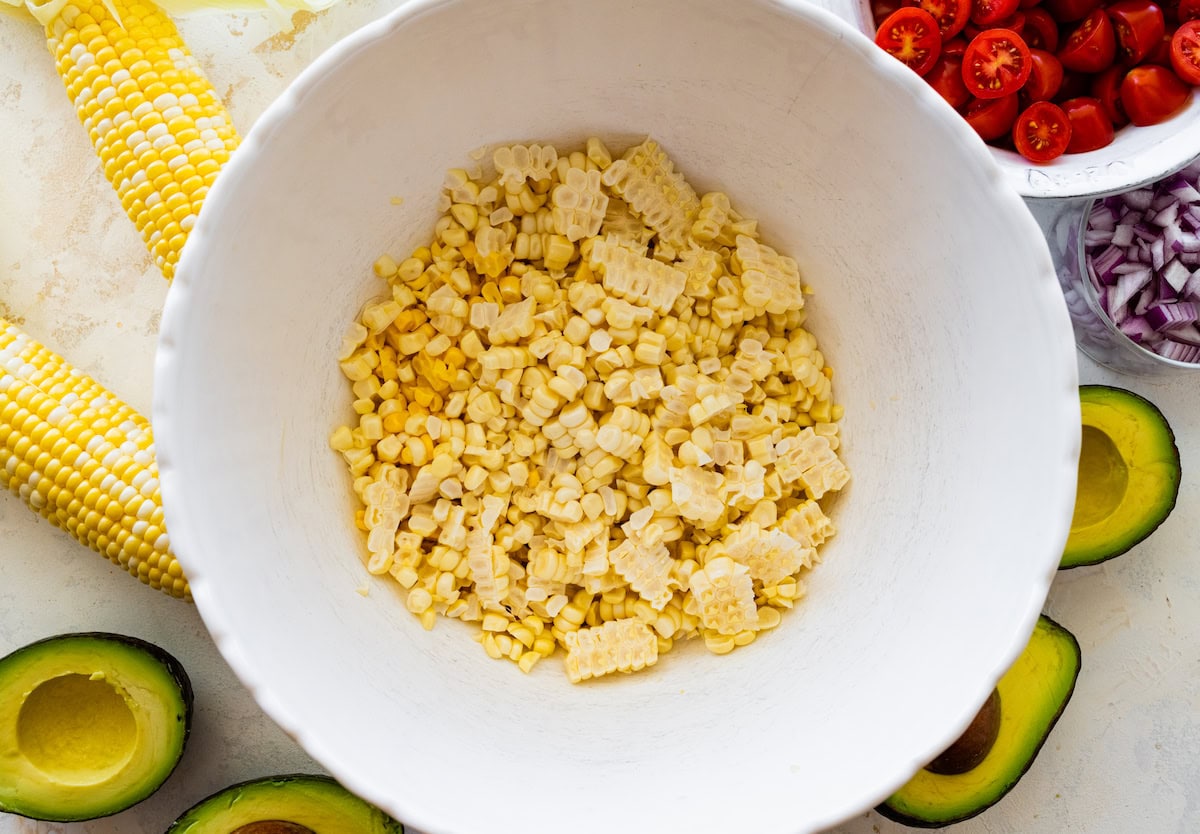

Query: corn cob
[[35, 0, 240, 280], [0, 318, 188, 599]]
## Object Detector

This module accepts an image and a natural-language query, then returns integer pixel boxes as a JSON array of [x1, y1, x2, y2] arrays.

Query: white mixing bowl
[[153, 0, 1082, 832]]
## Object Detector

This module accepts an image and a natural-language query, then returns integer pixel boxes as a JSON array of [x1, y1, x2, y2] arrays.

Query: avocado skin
[[166, 774, 405, 834], [0, 632, 193, 821], [1061, 385, 1181, 569], [875, 616, 1081, 828]]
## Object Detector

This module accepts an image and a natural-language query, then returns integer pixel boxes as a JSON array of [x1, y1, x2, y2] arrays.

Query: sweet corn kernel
[[331, 137, 847, 681]]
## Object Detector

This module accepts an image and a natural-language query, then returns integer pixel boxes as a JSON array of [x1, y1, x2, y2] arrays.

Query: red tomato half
[[1121, 63, 1192, 121], [973, 0, 1021, 24], [1180, 0, 1200, 21], [1144, 28, 1176, 63], [963, 29, 1034, 97], [1046, 0, 1102, 22], [1062, 96, 1117, 150], [1013, 101, 1073, 160], [906, 0, 973, 37], [1025, 48, 1067, 99], [877, 8, 944, 75], [1024, 8, 1062, 49], [1172, 19, 1200, 81], [926, 52, 974, 106], [1059, 10, 1118, 71], [1092, 65, 1131, 122], [966, 93, 1023, 137], [1108, 0, 1167, 63]]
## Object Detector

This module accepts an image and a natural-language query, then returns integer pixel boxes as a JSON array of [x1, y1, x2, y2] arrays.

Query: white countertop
[[1, 3, 1198, 832]]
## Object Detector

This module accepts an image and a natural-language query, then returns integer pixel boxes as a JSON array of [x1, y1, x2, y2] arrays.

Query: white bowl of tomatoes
[[866, 0, 1200, 197]]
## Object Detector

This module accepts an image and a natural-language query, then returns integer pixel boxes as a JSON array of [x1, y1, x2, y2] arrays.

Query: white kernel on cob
[[38, 0, 240, 280], [600, 138, 700, 250], [0, 319, 188, 599], [562, 618, 659, 684]]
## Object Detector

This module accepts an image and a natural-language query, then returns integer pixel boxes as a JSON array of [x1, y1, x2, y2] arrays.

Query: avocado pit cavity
[[232, 823, 318, 834], [1071, 425, 1129, 529], [924, 688, 1001, 775], [17, 673, 137, 784]]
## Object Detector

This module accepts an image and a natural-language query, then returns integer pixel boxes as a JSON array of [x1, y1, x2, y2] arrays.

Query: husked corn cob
[[0, 319, 188, 599], [38, 0, 239, 280]]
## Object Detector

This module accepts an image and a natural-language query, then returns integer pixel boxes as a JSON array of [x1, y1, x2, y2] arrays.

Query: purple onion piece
[[1125, 189, 1155, 211], [1168, 323, 1200, 346], [1169, 177, 1200, 204], [1146, 301, 1198, 330], [1088, 245, 1127, 285], [1157, 340, 1200, 363], [1119, 315, 1156, 343], [1163, 259, 1191, 293], [1112, 224, 1135, 247]]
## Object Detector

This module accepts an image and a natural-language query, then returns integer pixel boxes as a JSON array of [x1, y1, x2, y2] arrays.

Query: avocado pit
[[17, 673, 138, 784], [232, 823, 318, 834], [924, 688, 1001, 775]]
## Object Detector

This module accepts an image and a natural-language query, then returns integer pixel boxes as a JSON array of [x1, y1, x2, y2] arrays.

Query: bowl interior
[[155, 1, 1080, 832]]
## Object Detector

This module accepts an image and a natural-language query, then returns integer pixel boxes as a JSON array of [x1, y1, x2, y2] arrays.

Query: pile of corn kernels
[[330, 137, 849, 683]]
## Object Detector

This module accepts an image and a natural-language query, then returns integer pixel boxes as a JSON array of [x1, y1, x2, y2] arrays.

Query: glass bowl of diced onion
[[1052, 157, 1200, 374], [152, 0, 1081, 832]]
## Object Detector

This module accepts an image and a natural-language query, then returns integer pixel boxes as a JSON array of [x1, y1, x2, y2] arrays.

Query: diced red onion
[[1118, 315, 1157, 343], [1169, 177, 1200, 204], [1163, 259, 1191, 294], [1124, 189, 1155, 211], [1159, 340, 1200, 362], [1083, 168, 1200, 364], [1146, 301, 1198, 330]]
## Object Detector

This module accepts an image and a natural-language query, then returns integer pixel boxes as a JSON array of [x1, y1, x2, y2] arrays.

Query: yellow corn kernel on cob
[[562, 618, 658, 684], [39, 0, 240, 280], [0, 319, 188, 599]]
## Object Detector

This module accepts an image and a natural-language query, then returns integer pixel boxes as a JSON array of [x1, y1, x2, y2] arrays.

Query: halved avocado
[[0, 632, 192, 821], [1061, 385, 1181, 568], [878, 615, 1081, 828], [166, 774, 404, 834]]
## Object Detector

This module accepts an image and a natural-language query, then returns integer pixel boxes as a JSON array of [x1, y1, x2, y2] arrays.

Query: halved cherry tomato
[[965, 93, 1022, 137], [973, 0, 1021, 25], [1025, 48, 1067, 99], [925, 52, 974, 106], [1172, 19, 1200, 81], [1062, 96, 1117, 149], [963, 29, 1034, 97], [877, 7, 944, 75], [1046, 0, 1102, 22], [873, 0, 907, 26], [1013, 100, 1073, 159], [1059, 10, 1118, 71], [993, 10, 1029, 32], [1121, 62, 1191, 121], [1091, 64, 1131, 122], [1108, 0, 1167, 63], [1144, 28, 1176, 63], [1023, 8, 1062, 49], [905, 0, 973, 37], [1180, 0, 1200, 20]]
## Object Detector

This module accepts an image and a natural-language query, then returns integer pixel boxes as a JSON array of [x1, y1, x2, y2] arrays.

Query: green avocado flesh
[[1061, 385, 1181, 568], [0, 632, 192, 821], [878, 615, 1081, 828], [166, 774, 404, 834]]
